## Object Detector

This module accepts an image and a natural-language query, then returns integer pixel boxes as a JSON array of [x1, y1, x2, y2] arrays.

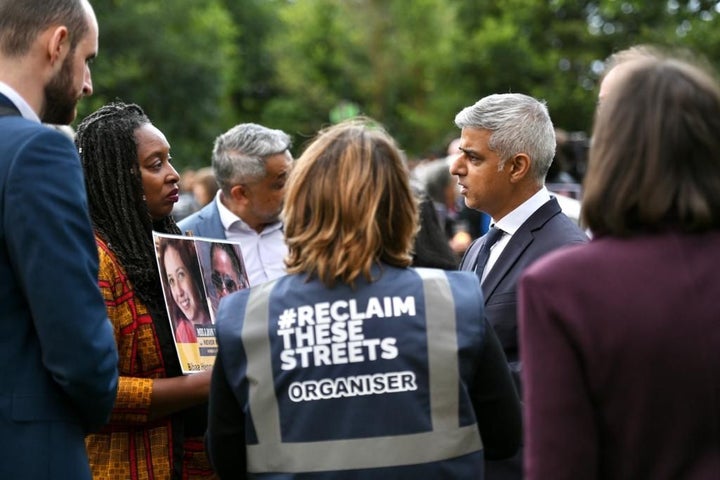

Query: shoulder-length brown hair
[[582, 55, 720, 236], [283, 118, 418, 287]]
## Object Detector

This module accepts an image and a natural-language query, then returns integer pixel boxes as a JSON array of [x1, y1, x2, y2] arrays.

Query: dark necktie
[[474, 226, 504, 280]]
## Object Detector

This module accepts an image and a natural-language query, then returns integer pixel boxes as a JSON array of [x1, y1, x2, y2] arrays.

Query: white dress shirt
[[482, 187, 552, 282], [216, 193, 287, 286], [0, 82, 40, 122]]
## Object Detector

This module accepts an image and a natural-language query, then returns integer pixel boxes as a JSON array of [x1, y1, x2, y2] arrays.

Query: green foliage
[[219, 0, 283, 121], [79, 0, 238, 170], [265, 0, 464, 157], [80, 0, 720, 165]]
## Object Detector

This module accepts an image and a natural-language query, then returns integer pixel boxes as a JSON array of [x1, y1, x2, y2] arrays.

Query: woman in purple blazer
[[519, 50, 720, 479]]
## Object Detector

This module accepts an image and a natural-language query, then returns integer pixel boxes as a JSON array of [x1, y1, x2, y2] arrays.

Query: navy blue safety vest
[[218, 266, 487, 477]]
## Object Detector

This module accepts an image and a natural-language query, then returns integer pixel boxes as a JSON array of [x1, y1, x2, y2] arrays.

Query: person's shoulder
[[438, 268, 479, 282], [410, 267, 480, 290], [553, 193, 582, 224], [551, 212, 588, 236], [2, 125, 80, 188], [95, 235, 114, 263], [219, 275, 287, 314], [95, 234, 136, 286], [17, 124, 79, 166], [2, 120, 74, 150], [177, 201, 216, 230], [0, 113, 35, 131], [179, 200, 216, 222], [538, 203, 588, 244], [31, 121, 74, 139], [95, 234, 123, 268], [412, 268, 484, 321], [215, 288, 251, 332]]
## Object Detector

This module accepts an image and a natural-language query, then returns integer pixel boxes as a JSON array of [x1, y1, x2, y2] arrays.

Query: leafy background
[[79, 0, 720, 170]]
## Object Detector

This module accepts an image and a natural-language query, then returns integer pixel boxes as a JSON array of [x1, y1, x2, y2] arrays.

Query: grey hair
[[454, 93, 556, 183], [212, 123, 292, 194]]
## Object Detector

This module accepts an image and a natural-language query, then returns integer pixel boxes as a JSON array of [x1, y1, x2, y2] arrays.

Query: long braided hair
[[76, 102, 182, 376]]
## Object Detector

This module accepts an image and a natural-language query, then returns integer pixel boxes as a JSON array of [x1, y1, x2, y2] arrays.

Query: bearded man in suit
[[0, 1, 118, 478]]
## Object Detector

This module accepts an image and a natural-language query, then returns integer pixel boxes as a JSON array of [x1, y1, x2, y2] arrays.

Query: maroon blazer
[[519, 232, 720, 480]]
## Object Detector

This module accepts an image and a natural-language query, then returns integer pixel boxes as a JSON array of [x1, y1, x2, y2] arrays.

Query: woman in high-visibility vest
[[207, 118, 521, 479]]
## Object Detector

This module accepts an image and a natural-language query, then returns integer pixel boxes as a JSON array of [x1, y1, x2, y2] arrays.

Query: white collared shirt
[[481, 187, 552, 282], [0, 82, 40, 122], [216, 192, 288, 286]]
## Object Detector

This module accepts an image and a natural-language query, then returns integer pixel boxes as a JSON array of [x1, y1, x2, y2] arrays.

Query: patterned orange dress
[[85, 236, 216, 479]]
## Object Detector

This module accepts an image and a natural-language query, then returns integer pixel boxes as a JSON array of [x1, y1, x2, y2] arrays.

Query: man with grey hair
[[451, 93, 587, 480], [179, 123, 293, 286]]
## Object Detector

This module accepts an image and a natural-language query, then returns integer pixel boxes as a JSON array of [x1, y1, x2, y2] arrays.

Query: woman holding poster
[[77, 102, 216, 479]]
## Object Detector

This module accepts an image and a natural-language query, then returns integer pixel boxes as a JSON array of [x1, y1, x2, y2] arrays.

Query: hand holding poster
[[154, 232, 249, 373]]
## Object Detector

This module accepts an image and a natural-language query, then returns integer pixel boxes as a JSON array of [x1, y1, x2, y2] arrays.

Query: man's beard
[[41, 54, 79, 125]]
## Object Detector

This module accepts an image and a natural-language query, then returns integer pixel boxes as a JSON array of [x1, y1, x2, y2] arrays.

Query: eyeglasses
[[211, 272, 238, 293]]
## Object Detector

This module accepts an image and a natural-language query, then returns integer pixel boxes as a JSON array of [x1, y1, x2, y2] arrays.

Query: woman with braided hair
[[76, 102, 216, 479]]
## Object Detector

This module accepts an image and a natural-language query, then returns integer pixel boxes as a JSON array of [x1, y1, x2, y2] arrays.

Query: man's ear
[[230, 184, 249, 202], [508, 153, 531, 183], [46, 26, 70, 67]]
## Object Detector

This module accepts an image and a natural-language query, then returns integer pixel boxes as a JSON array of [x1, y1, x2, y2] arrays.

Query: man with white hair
[[451, 93, 588, 480]]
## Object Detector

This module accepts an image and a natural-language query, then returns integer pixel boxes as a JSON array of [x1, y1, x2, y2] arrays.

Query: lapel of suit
[[0, 94, 20, 117], [208, 202, 227, 238], [481, 198, 562, 301], [459, 237, 481, 271], [0, 105, 19, 117], [185, 202, 227, 239]]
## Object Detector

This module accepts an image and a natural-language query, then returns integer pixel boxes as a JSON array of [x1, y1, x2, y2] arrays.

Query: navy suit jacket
[[459, 197, 587, 480], [0, 95, 118, 479], [460, 197, 588, 373], [177, 200, 226, 239]]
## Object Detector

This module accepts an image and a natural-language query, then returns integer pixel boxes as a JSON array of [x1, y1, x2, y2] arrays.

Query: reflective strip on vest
[[241, 269, 483, 473]]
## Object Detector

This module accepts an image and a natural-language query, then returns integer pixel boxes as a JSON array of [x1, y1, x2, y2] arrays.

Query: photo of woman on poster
[[157, 235, 214, 372]]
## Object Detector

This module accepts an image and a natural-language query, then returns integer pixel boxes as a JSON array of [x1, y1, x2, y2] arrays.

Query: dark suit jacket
[[0, 95, 118, 479], [460, 197, 588, 370], [459, 197, 587, 480], [177, 200, 226, 239]]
